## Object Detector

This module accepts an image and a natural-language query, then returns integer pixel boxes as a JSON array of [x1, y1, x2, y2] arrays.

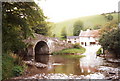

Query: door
[[85, 42, 87, 46]]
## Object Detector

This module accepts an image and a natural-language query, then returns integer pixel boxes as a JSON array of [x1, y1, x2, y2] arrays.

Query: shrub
[[2, 53, 26, 80], [99, 28, 120, 57], [73, 43, 81, 49], [97, 48, 102, 55], [12, 65, 24, 77], [2, 54, 14, 80], [10, 53, 23, 65]]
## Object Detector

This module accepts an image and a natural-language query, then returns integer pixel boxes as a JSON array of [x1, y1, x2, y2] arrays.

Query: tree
[[2, 2, 49, 53], [99, 20, 118, 34], [102, 13, 113, 21], [107, 14, 113, 21], [61, 27, 67, 39], [73, 20, 83, 36], [99, 28, 120, 57], [93, 24, 101, 30], [53, 34, 56, 37]]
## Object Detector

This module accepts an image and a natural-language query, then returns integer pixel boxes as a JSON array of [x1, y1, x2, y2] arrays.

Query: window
[[90, 42, 96, 45], [81, 42, 84, 45], [68, 41, 71, 43]]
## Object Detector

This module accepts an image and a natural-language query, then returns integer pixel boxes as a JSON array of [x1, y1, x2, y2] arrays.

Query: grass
[[52, 47, 86, 59], [51, 13, 118, 37], [52, 47, 86, 55]]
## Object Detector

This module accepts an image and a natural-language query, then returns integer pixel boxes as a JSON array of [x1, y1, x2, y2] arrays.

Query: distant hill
[[51, 12, 118, 37]]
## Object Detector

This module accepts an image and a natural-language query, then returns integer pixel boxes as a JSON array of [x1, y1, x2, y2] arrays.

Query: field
[[51, 13, 118, 37]]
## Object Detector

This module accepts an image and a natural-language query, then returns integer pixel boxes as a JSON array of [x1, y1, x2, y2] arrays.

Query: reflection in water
[[25, 45, 104, 76], [23, 45, 119, 79], [80, 45, 104, 74], [36, 55, 54, 64], [34, 54, 103, 76]]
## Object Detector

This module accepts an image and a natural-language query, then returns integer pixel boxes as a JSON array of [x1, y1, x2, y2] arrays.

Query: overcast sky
[[34, 0, 119, 22]]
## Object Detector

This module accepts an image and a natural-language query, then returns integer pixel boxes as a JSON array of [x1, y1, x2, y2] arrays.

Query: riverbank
[[2, 53, 27, 80], [12, 72, 105, 79], [3, 45, 120, 80], [6, 59, 120, 80], [52, 47, 86, 55], [3, 55, 120, 80]]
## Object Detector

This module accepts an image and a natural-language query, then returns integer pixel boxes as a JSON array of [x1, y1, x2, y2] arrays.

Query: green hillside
[[51, 13, 118, 37]]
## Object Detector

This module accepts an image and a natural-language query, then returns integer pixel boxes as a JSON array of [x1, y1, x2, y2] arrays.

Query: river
[[12, 45, 120, 79]]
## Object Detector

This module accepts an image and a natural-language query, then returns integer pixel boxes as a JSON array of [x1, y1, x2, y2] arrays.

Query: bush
[[2, 53, 15, 80], [99, 28, 120, 57], [97, 48, 102, 55], [73, 43, 81, 49], [12, 65, 24, 77], [2, 53, 26, 80], [10, 53, 23, 65]]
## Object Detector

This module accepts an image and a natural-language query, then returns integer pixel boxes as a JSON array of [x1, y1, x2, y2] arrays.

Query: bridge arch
[[34, 41, 49, 62]]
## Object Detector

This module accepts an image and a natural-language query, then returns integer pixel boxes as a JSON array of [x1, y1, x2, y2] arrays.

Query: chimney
[[81, 30, 83, 32], [87, 29, 90, 31], [79, 30, 83, 36]]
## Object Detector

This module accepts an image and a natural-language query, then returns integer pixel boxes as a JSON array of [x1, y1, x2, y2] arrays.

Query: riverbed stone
[[24, 61, 48, 68]]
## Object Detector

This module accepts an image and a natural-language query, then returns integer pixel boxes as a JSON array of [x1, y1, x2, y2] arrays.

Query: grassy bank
[[52, 47, 86, 59], [52, 47, 86, 55], [2, 53, 27, 80], [97, 48, 103, 55]]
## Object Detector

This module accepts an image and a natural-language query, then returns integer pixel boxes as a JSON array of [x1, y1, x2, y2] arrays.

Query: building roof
[[67, 36, 79, 39], [79, 29, 100, 37]]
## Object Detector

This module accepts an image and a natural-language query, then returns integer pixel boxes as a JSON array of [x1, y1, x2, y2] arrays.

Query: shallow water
[[15, 45, 120, 79], [27, 55, 102, 75]]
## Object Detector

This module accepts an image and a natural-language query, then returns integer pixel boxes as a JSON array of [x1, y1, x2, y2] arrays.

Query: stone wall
[[51, 39, 73, 52]]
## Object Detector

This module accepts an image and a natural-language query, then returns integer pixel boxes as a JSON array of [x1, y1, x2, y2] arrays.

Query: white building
[[67, 36, 79, 44], [79, 29, 100, 46], [66, 29, 100, 46]]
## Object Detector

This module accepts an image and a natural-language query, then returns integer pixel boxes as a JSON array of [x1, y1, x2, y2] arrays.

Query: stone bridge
[[24, 34, 72, 63]]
